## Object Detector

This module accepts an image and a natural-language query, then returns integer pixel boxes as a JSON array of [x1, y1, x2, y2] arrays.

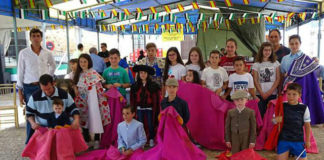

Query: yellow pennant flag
[[225, 19, 230, 29]]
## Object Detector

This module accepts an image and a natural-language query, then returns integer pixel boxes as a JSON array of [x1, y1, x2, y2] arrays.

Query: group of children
[[51, 33, 315, 160]]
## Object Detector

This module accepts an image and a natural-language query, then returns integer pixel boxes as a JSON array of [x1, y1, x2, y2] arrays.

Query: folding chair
[[0, 83, 19, 128]]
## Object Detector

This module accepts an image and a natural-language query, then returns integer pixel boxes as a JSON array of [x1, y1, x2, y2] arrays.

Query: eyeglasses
[[168, 54, 176, 57]]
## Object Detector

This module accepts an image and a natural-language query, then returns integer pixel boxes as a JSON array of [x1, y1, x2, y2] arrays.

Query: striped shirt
[[26, 87, 79, 127]]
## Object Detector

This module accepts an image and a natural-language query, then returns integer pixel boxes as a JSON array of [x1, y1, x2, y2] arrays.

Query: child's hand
[[305, 141, 311, 149], [249, 143, 255, 149], [253, 96, 260, 102], [104, 84, 113, 89], [226, 142, 231, 148], [124, 149, 133, 156], [71, 119, 80, 129], [215, 88, 222, 95], [31, 122, 40, 130], [275, 116, 283, 123], [221, 95, 227, 100], [113, 83, 121, 88]]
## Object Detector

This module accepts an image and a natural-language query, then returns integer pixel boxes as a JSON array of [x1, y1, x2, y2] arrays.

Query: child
[[137, 43, 164, 85], [252, 42, 280, 118], [185, 47, 205, 76], [103, 48, 131, 98], [65, 59, 78, 80], [130, 65, 161, 147], [224, 56, 258, 100], [118, 105, 147, 156], [225, 90, 256, 154], [219, 38, 238, 75], [163, 47, 186, 82], [161, 78, 189, 125], [201, 50, 229, 97], [47, 98, 71, 128], [185, 69, 200, 84], [73, 54, 111, 149], [274, 83, 311, 160]]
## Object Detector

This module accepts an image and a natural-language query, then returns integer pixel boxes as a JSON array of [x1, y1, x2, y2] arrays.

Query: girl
[[185, 47, 205, 76], [185, 69, 201, 84], [252, 42, 280, 118], [130, 65, 160, 147], [219, 38, 238, 75], [73, 54, 111, 149]]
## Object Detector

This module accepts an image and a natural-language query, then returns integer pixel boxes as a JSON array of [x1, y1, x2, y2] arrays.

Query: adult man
[[268, 29, 290, 63], [26, 74, 80, 143], [98, 43, 110, 67], [89, 47, 106, 75], [17, 28, 56, 144], [72, 43, 84, 59]]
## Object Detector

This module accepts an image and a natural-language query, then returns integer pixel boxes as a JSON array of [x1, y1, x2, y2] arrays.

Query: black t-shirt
[[98, 51, 111, 67], [275, 45, 291, 63]]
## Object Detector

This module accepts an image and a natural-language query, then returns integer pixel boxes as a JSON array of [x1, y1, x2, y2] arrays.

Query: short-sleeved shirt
[[185, 64, 202, 77], [168, 63, 186, 80], [275, 45, 291, 63], [252, 61, 280, 95], [161, 96, 190, 125], [280, 51, 303, 74], [219, 56, 237, 75], [201, 66, 229, 92], [103, 66, 130, 96], [228, 73, 254, 95]]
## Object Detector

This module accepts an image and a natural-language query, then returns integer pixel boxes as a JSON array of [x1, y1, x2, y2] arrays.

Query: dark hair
[[122, 105, 136, 113], [220, 48, 225, 52], [289, 34, 301, 44], [209, 50, 221, 57], [73, 54, 93, 84], [226, 38, 238, 55], [287, 82, 302, 94], [109, 48, 121, 57], [39, 74, 54, 85], [52, 98, 64, 107], [163, 47, 184, 83], [69, 58, 78, 64], [185, 47, 205, 71], [233, 56, 245, 64], [255, 42, 277, 63], [77, 43, 83, 50], [139, 50, 144, 56], [101, 43, 107, 47], [269, 29, 281, 38], [145, 43, 157, 50], [187, 70, 200, 84], [30, 28, 43, 37]]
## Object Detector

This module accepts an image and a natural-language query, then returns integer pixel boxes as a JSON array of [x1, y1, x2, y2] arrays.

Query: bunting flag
[[257, 17, 261, 23], [277, 15, 285, 22], [26, 27, 30, 31], [119, 12, 126, 21], [184, 13, 190, 22], [164, 5, 171, 13], [311, 12, 318, 19], [17, 27, 22, 32], [243, 0, 249, 5], [60, 25, 64, 29], [89, 11, 95, 18], [176, 23, 182, 32], [120, 25, 125, 31], [154, 23, 159, 31], [298, 12, 306, 21], [100, 10, 107, 18], [132, 24, 137, 32], [198, 13, 205, 21], [28, 0, 36, 8], [111, 9, 118, 18], [113, 0, 121, 3], [59, 11, 66, 16], [278, 0, 284, 2], [147, 14, 153, 21], [237, 18, 243, 25], [260, 0, 267, 2], [242, 13, 248, 23], [44, 0, 53, 8], [209, 1, 216, 8], [102, 25, 107, 31], [270, 12, 277, 21], [177, 4, 184, 12], [251, 18, 256, 24], [219, 17, 224, 24], [258, 13, 263, 20], [192, 2, 199, 10], [112, 25, 117, 32], [196, 21, 201, 30], [14, 0, 21, 8], [224, 0, 233, 7], [225, 19, 230, 29], [19, 9, 26, 19], [213, 20, 219, 29], [213, 13, 220, 21], [287, 12, 295, 21], [202, 21, 207, 32], [145, 24, 149, 33], [81, 10, 86, 19], [136, 8, 143, 20], [265, 16, 273, 23], [169, 13, 176, 23], [153, 13, 159, 20], [136, 8, 143, 14], [229, 13, 234, 20], [41, 10, 49, 20], [124, 9, 131, 16], [96, 0, 104, 3], [80, 0, 87, 4], [51, 24, 55, 30], [150, 6, 157, 14]]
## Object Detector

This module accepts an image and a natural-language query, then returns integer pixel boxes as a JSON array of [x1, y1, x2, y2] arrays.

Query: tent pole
[[12, 7, 19, 62], [318, 2, 322, 60], [66, 13, 70, 62], [97, 30, 100, 50], [283, 23, 286, 46]]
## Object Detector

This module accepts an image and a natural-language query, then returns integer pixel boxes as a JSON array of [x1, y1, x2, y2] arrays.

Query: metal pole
[[97, 30, 100, 50], [42, 23, 46, 47], [132, 33, 134, 55], [318, 2, 322, 59], [117, 32, 120, 50], [66, 13, 70, 62], [283, 23, 286, 46], [12, 7, 19, 62]]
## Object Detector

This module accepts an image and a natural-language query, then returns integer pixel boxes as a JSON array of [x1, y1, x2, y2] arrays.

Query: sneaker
[[94, 141, 100, 149], [149, 139, 155, 147]]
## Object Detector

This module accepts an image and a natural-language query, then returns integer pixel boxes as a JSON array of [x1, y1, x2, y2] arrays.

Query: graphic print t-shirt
[[228, 73, 254, 95], [103, 66, 130, 96], [252, 61, 280, 95]]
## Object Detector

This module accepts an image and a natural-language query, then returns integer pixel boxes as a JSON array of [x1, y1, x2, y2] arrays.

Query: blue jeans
[[23, 83, 40, 144], [257, 95, 277, 118], [137, 109, 155, 140]]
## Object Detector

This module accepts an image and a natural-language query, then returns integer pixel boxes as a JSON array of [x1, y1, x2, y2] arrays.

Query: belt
[[24, 82, 39, 86]]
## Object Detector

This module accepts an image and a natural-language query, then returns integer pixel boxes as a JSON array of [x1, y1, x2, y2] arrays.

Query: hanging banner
[[162, 25, 184, 42]]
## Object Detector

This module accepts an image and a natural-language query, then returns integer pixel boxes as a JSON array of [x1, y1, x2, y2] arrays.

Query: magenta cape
[[136, 106, 206, 160], [22, 127, 88, 160], [76, 146, 144, 160], [101, 87, 127, 148], [177, 82, 262, 150], [256, 97, 319, 153]]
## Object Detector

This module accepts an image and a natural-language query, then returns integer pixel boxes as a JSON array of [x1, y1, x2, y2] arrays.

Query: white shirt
[[185, 64, 202, 76], [17, 46, 56, 88], [228, 73, 254, 95], [252, 61, 280, 95], [168, 63, 186, 80], [201, 66, 228, 92]]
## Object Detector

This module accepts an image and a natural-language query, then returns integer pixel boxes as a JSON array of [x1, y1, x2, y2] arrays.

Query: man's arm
[[17, 52, 25, 105], [48, 53, 56, 76]]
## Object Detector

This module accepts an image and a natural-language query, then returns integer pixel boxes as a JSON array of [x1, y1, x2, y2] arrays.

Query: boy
[[223, 56, 258, 100], [275, 83, 311, 160], [161, 78, 190, 125], [47, 98, 71, 128], [103, 48, 130, 97], [117, 105, 147, 156], [225, 90, 256, 154], [201, 50, 229, 97], [137, 43, 164, 85], [65, 59, 78, 80]]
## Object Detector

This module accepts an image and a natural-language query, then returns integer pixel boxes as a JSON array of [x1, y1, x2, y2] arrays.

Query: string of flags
[[16, 24, 73, 32]]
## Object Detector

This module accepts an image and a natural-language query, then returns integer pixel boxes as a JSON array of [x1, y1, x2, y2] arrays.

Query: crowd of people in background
[[17, 28, 324, 160]]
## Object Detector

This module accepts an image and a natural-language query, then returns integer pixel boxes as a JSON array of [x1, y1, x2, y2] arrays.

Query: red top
[[219, 56, 237, 75]]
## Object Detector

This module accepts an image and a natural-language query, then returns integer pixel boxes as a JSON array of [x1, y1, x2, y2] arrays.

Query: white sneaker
[[94, 141, 100, 149], [149, 139, 155, 147]]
